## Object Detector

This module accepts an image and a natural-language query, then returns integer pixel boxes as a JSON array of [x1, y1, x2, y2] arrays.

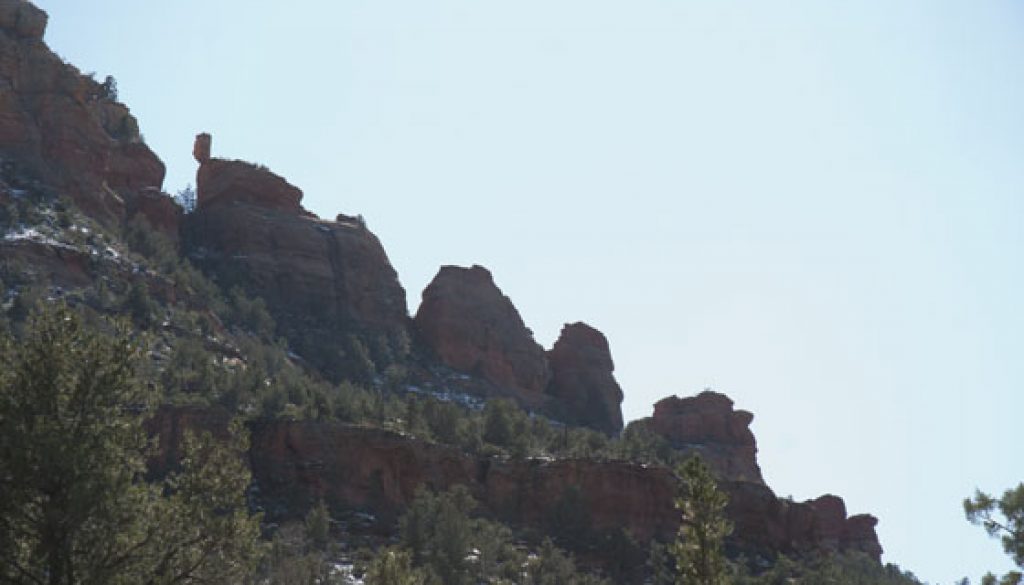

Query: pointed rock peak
[[547, 321, 624, 435], [0, 0, 47, 41], [415, 264, 550, 402]]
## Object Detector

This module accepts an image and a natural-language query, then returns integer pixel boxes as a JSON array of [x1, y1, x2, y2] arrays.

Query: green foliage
[[965, 484, 1024, 585], [672, 456, 733, 585], [123, 279, 158, 329], [305, 499, 332, 552], [733, 552, 925, 585], [548, 486, 593, 549], [227, 286, 276, 340], [400, 486, 476, 585], [397, 486, 607, 585], [482, 398, 531, 456], [261, 522, 341, 585], [365, 548, 427, 585], [0, 304, 262, 584]]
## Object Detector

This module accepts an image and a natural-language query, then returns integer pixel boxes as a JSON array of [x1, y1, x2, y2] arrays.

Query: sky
[[34, 1, 1023, 582]]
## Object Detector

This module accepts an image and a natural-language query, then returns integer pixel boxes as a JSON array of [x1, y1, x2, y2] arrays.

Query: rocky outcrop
[[0, 0, 165, 224], [546, 322, 624, 434], [185, 135, 408, 379], [414, 265, 551, 407], [146, 405, 882, 562], [196, 157, 303, 213], [636, 391, 763, 483]]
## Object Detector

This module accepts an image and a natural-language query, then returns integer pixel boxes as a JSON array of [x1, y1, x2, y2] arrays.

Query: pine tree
[[965, 484, 1024, 585], [671, 456, 733, 585], [0, 304, 262, 584]]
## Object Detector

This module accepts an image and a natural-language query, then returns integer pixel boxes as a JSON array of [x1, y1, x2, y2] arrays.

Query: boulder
[[414, 265, 551, 406], [546, 322, 624, 435]]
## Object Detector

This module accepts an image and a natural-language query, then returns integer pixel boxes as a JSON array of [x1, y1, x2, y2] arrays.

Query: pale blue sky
[[36, 1, 1023, 581]]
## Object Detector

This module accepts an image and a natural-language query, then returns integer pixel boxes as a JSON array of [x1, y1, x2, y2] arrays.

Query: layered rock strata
[[147, 406, 882, 562], [0, 0, 165, 224], [185, 134, 408, 378], [635, 390, 764, 483]]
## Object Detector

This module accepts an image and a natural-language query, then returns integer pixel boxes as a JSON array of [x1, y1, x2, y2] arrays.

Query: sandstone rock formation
[[546, 322, 624, 434], [196, 157, 303, 213], [637, 390, 764, 483], [147, 405, 883, 562], [0, 0, 165, 224], [186, 134, 408, 379], [414, 265, 551, 406]]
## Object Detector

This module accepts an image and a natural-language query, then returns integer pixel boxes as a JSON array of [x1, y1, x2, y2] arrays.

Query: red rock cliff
[[185, 134, 408, 378], [146, 405, 882, 562], [0, 0, 165, 224]]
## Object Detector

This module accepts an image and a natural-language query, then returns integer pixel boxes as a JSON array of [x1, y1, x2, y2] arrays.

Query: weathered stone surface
[[188, 201, 405, 326], [637, 391, 763, 483], [196, 158, 302, 212], [0, 1, 164, 225], [546, 322, 624, 435], [414, 265, 550, 406]]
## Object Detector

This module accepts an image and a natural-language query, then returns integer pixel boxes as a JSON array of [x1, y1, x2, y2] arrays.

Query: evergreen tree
[[365, 548, 427, 585], [0, 304, 262, 584], [672, 456, 733, 585], [965, 484, 1024, 585]]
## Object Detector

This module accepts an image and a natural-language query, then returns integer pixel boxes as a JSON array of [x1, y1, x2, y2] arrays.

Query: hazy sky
[[35, 1, 1023, 581]]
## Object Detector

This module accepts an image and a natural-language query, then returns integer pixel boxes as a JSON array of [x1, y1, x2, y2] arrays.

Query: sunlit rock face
[[0, 0, 165, 225]]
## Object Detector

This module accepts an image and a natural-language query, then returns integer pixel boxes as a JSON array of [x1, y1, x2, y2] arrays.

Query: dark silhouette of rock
[[546, 322, 624, 435]]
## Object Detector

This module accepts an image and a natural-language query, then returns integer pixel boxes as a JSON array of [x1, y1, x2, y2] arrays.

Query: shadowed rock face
[[637, 390, 764, 483], [546, 322, 624, 435], [0, 0, 165, 224], [414, 265, 552, 407], [185, 136, 408, 378]]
